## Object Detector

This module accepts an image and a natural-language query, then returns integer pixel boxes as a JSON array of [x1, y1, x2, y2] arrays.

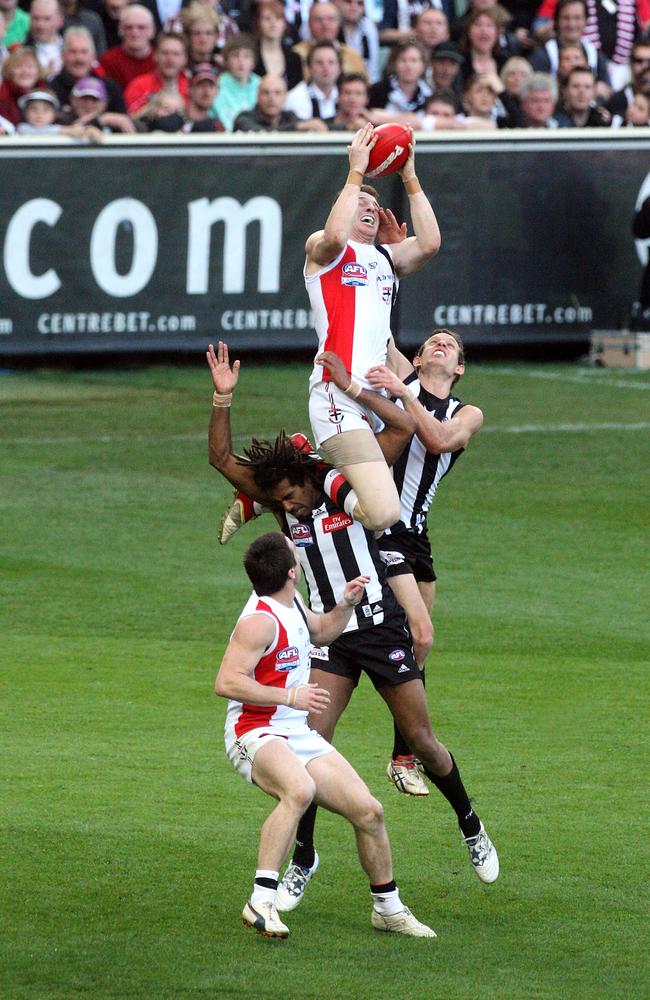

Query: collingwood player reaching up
[[207, 340, 498, 915], [304, 123, 441, 533], [369, 330, 484, 795]]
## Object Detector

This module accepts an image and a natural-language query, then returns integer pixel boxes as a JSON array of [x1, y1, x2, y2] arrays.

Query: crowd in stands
[[1, 0, 649, 136]]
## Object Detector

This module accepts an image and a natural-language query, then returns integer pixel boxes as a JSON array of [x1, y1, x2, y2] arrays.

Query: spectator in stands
[[0, 113, 16, 134], [416, 7, 450, 56], [124, 30, 189, 113], [0, 0, 29, 46], [500, 53, 533, 93], [293, 2, 366, 78], [96, 0, 128, 50], [624, 90, 650, 124], [329, 69, 369, 128], [0, 46, 46, 124], [498, 53, 532, 122], [461, 69, 499, 124], [234, 70, 327, 128], [284, 40, 340, 124], [379, 0, 433, 46], [252, 0, 303, 89], [185, 61, 227, 128], [555, 40, 588, 84], [210, 32, 260, 128], [26, 0, 64, 78], [17, 85, 102, 137], [534, 0, 641, 91], [459, 7, 509, 88], [611, 88, 650, 125], [555, 63, 610, 123], [165, 0, 238, 48], [135, 84, 186, 128], [607, 40, 650, 119], [336, 0, 380, 83], [421, 87, 459, 128], [100, 5, 157, 89], [516, 70, 559, 125], [530, 0, 611, 98], [182, 3, 220, 70], [136, 0, 183, 34], [51, 26, 126, 112], [62, 73, 136, 130], [59, 0, 106, 56], [368, 37, 432, 117], [452, 0, 527, 53], [430, 39, 464, 95]]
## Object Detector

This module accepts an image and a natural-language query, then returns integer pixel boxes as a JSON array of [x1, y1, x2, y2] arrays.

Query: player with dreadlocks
[[208, 340, 499, 914]]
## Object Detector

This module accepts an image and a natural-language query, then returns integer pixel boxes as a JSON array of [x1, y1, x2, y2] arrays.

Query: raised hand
[[377, 207, 408, 245], [206, 340, 240, 395], [398, 135, 416, 182], [365, 363, 406, 396], [348, 122, 377, 176], [343, 575, 370, 607]]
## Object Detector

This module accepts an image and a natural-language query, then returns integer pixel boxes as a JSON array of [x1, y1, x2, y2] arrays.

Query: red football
[[366, 123, 411, 179]]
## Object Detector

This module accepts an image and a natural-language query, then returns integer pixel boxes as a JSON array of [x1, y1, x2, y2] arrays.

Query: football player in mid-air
[[300, 124, 441, 533]]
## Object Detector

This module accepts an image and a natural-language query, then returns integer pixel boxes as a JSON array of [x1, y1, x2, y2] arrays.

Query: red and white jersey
[[306, 241, 398, 391], [224, 591, 312, 743]]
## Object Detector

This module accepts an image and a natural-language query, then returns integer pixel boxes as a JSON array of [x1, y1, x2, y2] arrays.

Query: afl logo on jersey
[[291, 523, 313, 546], [276, 645, 300, 671], [341, 263, 368, 286]]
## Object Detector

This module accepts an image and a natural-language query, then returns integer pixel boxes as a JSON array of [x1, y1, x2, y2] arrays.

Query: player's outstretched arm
[[304, 575, 370, 646], [206, 341, 267, 501], [367, 360, 484, 453], [305, 124, 377, 272], [316, 350, 415, 465], [388, 139, 441, 277]]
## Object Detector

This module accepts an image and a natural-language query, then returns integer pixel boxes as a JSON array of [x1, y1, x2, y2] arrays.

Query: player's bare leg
[[305, 669, 355, 742], [306, 750, 436, 937], [386, 574, 433, 795], [318, 429, 401, 531], [243, 739, 318, 938], [380, 679, 499, 883]]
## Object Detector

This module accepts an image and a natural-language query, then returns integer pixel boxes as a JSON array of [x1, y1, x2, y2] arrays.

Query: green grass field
[[1, 359, 649, 1000]]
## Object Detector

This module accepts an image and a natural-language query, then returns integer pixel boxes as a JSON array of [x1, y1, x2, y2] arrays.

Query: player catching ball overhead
[[303, 122, 441, 532]]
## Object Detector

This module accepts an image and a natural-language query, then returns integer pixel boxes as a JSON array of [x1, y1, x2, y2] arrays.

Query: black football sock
[[425, 754, 481, 838], [292, 802, 317, 868]]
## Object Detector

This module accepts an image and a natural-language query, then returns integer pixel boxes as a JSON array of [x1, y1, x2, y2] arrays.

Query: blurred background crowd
[[0, 0, 649, 136]]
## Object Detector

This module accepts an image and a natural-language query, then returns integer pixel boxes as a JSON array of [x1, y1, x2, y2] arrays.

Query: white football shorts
[[226, 725, 335, 785], [309, 381, 383, 449]]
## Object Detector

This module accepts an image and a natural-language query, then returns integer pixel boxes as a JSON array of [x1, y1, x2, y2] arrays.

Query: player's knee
[[356, 794, 385, 833], [285, 774, 316, 815], [354, 494, 401, 532], [404, 722, 436, 760]]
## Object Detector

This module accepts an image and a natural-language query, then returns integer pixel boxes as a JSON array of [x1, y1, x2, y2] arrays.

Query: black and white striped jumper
[[387, 371, 466, 537], [279, 496, 400, 635]]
